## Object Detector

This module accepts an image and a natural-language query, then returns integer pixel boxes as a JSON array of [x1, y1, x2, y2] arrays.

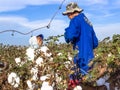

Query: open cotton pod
[[73, 85, 82, 90]]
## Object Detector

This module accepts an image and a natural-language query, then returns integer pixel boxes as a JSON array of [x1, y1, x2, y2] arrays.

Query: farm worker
[[62, 2, 98, 75], [36, 34, 44, 46], [29, 34, 44, 49]]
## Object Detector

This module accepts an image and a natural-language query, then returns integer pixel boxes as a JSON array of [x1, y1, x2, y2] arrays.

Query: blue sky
[[0, 0, 120, 45]]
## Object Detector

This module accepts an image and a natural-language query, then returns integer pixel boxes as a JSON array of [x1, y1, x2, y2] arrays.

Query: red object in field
[[67, 79, 80, 90]]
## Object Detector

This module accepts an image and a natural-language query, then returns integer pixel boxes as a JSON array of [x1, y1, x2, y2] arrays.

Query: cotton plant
[[41, 81, 53, 90], [55, 73, 62, 83], [15, 57, 21, 65], [8, 72, 20, 88], [40, 74, 55, 90], [40, 74, 52, 81], [26, 80, 36, 90], [35, 57, 43, 66], [73, 85, 82, 90], [39, 46, 52, 57], [26, 36, 52, 62], [67, 52, 73, 61], [64, 60, 71, 69], [15, 57, 26, 66], [26, 47, 35, 61], [57, 52, 62, 56], [30, 66, 38, 81], [34, 46, 53, 63], [40, 75, 49, 81]]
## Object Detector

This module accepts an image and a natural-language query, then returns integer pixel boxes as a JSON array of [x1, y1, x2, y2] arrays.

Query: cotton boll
[[40, 46, 49, 52], [36, 57, 43, 66], [15, 58, 25, 66], [41, 81, 53, 90], [26, 80, 36, 90], [15, 57, 21, 65], [40, 46, 52, 57], [30, 67, 38, 81], [68, 56, 72, 61], [96, 78, 105, 86], [42, 81, 49, 86], [55, 74, 62, 83], [67, 52, 73, 61], [10, 72, 17, 77], [15, 77, 20, 85], [49, 57, 53, 62], [46, 53, 52, 57], [40, 76, 48, 81], [14, 83, 19, 88], [27, 80, 33, 89], [8, 72, 17, 84], [73, 85, 82, 90], [30, 67, 38, 74], [8, 72, 20, 88], [57, 53, 62, 56], [32, 75, 38, 81], [64, 61, 71, 68], [108, 53, 112, 57], [26, 47, 35, 61]]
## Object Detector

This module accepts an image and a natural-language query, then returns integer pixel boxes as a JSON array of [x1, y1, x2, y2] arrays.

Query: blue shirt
[[64, 13, 98, 61]]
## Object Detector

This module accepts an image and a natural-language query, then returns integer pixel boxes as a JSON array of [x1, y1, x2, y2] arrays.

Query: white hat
[[62, 2, 83, 15]]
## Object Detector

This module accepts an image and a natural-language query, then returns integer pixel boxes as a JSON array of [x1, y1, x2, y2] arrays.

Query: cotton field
[[0, 34, 120, 90]]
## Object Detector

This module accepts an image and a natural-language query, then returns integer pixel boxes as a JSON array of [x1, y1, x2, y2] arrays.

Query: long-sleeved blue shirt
[[64, 13, 98, 62]]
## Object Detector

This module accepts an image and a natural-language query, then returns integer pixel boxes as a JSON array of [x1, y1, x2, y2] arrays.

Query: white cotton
[[26, 47, 35, 61], [46, 53, 52, 57], [104, 82, 110, 90], [95, 54, 99, 58], [55, 74, 62, 83], [15, 57, 25, 66], [30, 67, 38, 81], [41, 81, 53, 90], [15, 77, 20, 84], [8, 72, 16, 84], [108, 53, 112, 57], [31, 67, 38, 74], [10, 72, 17, 78], [42, 81, 49, 86], [40, 46, 49, 52], [40, 76, 48, 81], [27, 80, 33, 89], [29, 36, 39, 49], [8, 72, 20, 88], [67, 52, 73, 61], [32, 74, 38, 81], [73, 85, 82, 90], [14, 83, 19, 88], [40, 46, 52, 57], [96, 78, 105, 86], [68, 56, 72, 61], [64, 61, 71, 68], [49, 57, 53, 61], [36, 57, 43, 66], [57, 53, 62, 56], [15, 57, 21, 64]]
